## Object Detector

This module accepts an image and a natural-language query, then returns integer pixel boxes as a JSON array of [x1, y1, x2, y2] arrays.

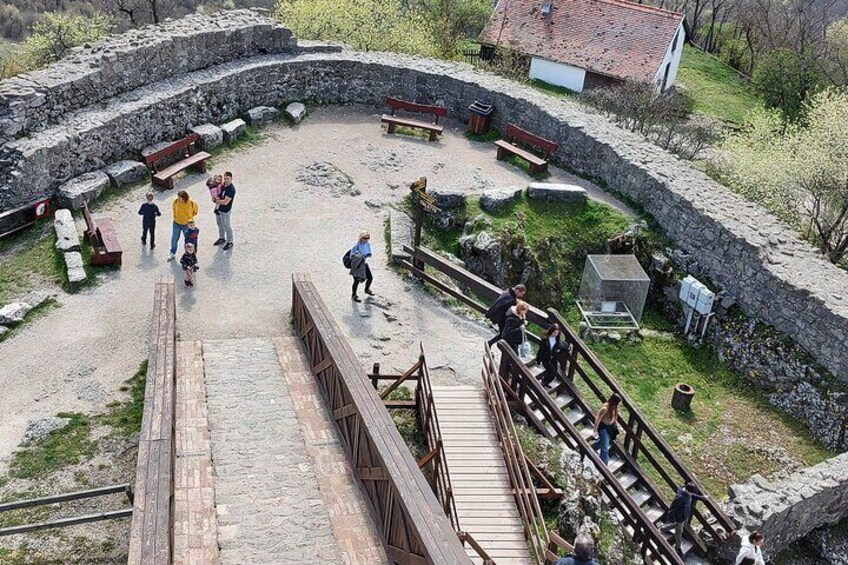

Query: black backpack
[[342, 249, 352, 269]]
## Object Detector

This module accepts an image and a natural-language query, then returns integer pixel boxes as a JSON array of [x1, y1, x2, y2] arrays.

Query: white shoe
[[167, 254, 175, 261]]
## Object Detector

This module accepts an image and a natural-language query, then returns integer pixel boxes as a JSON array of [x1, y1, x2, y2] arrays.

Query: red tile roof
[[478, 0, 684, 83]]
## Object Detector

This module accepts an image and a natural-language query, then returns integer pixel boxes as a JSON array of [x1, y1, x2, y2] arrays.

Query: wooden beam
[[332, 403, 357, 421], [416, 446, 440, 469], [311, 357, 333, 375], [358, 466, 387, 481], [379, 360, 422, 400]]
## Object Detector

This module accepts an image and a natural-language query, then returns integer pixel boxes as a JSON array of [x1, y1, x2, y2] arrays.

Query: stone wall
[[0, 11, 847, 390], [727, 452, 848, 558]]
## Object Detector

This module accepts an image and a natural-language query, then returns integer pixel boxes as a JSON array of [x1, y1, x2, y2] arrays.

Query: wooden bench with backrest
[[381, 97, 447, 142], [143, 134, 211, 189], [83, 203, 122, 266], [495, 123, 559, 175]]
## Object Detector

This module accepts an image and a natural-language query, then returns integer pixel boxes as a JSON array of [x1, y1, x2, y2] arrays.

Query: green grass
[[0, 223, 64, 304], [7, 413, 98, 480], [100, 361, 147, 438], [676, 45, 761, 125], [588, 317, 833, 498]]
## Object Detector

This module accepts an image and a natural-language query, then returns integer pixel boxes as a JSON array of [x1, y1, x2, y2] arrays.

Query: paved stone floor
[[203, 337, 342, 563]]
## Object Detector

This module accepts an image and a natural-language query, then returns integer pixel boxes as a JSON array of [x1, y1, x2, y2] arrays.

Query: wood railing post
[[371, 362, 380, 390]]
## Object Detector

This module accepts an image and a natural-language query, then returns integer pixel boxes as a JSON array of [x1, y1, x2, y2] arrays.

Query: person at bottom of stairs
[[661, 482, 707, 557], [553, 534, 599, 565]]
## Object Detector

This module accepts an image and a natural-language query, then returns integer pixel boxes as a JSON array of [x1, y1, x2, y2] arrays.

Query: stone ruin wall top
[[0, 11, 846, 384], [0, 9, 295, 138]]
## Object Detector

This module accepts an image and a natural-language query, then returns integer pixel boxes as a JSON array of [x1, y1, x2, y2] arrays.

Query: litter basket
[[468, 100, 494, 135]]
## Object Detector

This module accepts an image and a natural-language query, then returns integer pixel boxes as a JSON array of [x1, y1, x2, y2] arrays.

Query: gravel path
[[0, 106, 626, 470]]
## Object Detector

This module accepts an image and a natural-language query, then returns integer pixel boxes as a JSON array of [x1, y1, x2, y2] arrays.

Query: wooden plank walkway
[[431, 385, 532, 565]]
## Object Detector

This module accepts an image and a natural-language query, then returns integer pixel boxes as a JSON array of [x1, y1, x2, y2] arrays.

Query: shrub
[[21, 12, 112, 70]]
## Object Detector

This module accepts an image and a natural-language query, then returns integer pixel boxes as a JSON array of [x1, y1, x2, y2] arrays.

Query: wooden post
[[411, 177, 427, 271], [672, 383, 695, 412], [372, 363, 380, 390]]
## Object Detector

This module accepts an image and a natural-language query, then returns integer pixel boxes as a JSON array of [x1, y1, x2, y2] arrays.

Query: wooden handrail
[[292, 274, 472, 564], [417, 344, 461, 532], [458, 531, 496, 564], [497, 342, 685, 564]]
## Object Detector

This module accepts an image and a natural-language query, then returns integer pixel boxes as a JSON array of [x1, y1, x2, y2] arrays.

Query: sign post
[[409, 177, 439, 270]]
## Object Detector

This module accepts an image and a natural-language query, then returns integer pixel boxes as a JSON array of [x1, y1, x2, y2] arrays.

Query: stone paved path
[[203, 337, 341, 563]]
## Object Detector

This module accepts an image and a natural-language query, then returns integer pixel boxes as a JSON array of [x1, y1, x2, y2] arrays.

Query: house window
[[671, 29, 680, 53]]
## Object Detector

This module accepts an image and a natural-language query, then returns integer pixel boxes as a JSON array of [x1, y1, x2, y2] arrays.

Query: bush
[[751, 48, 822, 121], [21, 12, 112, 70]]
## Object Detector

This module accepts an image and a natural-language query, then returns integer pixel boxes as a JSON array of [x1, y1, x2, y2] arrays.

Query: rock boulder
[[63, 251, 87, 284], [285, 102, 307, 124], [0, 302, 32, 325], [221, 119, 247, 144], [527, 182, 587, 204], [57, 171, 111, 210], [103, 160, 149, 188], [389, 210, 413, 265], [190, 123, 224, 150], [245, 106, 279, 126], [54, 208, 81, 253], [480, 187, 521, 212]]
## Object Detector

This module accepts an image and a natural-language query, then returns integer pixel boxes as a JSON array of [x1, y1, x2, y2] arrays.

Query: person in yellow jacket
[[168, 190, 199, 261]]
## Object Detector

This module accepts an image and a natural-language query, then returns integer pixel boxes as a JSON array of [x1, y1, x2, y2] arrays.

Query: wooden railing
[[497, 342, 685, 564], [128, 278, 176, 565], [482, 343, 570, 564], [402, 245, 736, 555], [545, 308, 736, 545], [291, 274, 472, 565]]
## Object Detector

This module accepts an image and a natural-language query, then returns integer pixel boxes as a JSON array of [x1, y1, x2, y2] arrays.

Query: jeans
[[351, 263, 373, 295], [487, 320, 506, 347], [591, 426, 611, 465], [170, 222, 187, 255], [142, 223, 155, 246], [216, 210, 233, 243]]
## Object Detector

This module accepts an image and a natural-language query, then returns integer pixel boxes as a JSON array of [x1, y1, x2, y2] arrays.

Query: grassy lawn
[[0, 222, 64, 304], [426, 195, 833, 499], [676, 45, 761, 125]]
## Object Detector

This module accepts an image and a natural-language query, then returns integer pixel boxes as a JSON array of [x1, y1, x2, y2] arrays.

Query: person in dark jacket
[[553, 534, 599, 565], [661, 482, 707, 555], [349, 231, 373, 302], [138, 192, 161, 249], [536, 323, 563, 386], [486, 285, 526, 346], [501, 301, 529, 353]]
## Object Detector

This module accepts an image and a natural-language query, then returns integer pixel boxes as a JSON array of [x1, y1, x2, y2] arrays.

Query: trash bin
[[468, 100, 494, 135]]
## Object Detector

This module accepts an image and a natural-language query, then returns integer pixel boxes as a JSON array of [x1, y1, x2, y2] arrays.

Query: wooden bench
[[0, 197, 51, 240], [495, 124, 558, 175], [143, 134, 211, 190], [381, 97, 447, 142], [83, 203, 122, 266]]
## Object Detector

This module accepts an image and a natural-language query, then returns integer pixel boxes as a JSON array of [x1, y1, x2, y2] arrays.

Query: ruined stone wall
[[0, 12, 846, 393], [727, 452, 848, 558]]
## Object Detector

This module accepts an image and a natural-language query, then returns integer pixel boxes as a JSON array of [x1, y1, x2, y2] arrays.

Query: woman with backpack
[[589, 393, 621, 465], [346, 231, 373, 302]]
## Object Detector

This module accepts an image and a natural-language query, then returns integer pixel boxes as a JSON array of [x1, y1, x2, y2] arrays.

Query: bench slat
[[152, 152, 211, 182], [96, 218, 122, 253], [494, 140, 546, 166], [504, 124, 558, 156], [385, 97, 447, 118], [381, 115, 443, 132], [144, 134, 200, 167]]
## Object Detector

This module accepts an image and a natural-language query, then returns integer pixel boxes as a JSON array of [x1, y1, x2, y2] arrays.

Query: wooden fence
[[291, 273, 472, 565], [128, 278, 176, 565]]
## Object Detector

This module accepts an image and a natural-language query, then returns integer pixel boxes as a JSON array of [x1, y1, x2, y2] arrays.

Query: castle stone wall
[[0, 12, 846, 391]]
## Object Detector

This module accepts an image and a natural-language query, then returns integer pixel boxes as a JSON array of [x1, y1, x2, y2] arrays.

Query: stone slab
[[190, 123, 224, 151], [221, 119, 246, 144], [245, 106, 279, 126], [63, 251, 86, 283], [428, 190, 466, 210], [0, 302, 31, 326], [480, 186, 522, 212], [389, 209, 412, 265], [103, 160, 148, 188], [57, 171, 110, 210], [284, 102, 306, 124], [54, 208, 81, 253], [527, 182, 587, 204]]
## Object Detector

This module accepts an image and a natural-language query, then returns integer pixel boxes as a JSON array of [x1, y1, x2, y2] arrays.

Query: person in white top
[[735, 531, 766, 565]]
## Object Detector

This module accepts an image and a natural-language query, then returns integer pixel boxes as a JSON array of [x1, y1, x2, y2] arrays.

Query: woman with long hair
[[501, 300, 529, 353], [536, 323, 563, 386], [590, 393, 621, 465], [348, 231, 373, 302]]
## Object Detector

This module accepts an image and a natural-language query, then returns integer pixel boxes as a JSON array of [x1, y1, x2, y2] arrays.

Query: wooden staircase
[[431, 385, 533, 565]]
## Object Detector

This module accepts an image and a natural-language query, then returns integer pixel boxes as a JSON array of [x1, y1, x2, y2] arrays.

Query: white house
[[478, 0, 686, 93]]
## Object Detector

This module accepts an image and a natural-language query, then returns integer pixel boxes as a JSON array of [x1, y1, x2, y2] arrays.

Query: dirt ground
[[0, 106, 627, 472]]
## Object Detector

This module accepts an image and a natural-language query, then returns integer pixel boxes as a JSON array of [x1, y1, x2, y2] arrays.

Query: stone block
[[428, 190, 466, 210], [0, 302, 32, 326], [480, 187, 521, 213], [389, 210, 412, 265], [245, 106, 279, 126], [221, 119, 247, 144], [54, 208, 81, 253], [57, 171, 111, 210], [190, 123, 224, 150], [527, 182, 587, 204], [284, 102, 307, 124], [63, 251, 87, 284], [103, 160, 148, 188]]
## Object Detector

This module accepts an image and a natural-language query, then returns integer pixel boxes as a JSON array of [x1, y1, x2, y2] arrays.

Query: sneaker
[[141, 238, 146, 245], [184, 280, 191, 287], [167, 254, 175, 261], [352, 295, 361, 303], [151, 243, 156, 249], [364, 289, 375, 296], [223, 242, 233, 251], [213, 238, 226, 246]]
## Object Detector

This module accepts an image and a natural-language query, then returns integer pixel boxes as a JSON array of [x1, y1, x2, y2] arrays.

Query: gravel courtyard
[[0, 106, 626, 469]]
